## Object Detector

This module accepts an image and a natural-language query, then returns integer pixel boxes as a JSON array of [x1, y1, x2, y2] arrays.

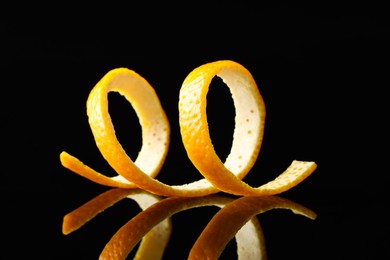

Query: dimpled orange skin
[[179, 61, 264, 187], [179, 60, 317, 196]]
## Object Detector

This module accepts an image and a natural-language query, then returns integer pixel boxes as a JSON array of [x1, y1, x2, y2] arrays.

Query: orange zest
[[60, 60, 317, 197]]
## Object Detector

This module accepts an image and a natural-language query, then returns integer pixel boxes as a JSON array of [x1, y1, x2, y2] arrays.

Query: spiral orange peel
[[60, 60, 317, 197]]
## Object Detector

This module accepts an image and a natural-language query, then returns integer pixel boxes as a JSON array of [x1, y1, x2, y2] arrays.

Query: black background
[[1, 3, 389, 259]]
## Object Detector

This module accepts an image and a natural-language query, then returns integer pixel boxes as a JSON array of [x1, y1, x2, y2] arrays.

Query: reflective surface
[[2, 4, 389, 259], [2, 186, 388, 259], [62, 188, 316, 259]]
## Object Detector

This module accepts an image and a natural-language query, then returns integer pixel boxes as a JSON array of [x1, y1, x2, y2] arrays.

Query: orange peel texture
[[60, 60, 317, 197], [179, 60, 317, 195]]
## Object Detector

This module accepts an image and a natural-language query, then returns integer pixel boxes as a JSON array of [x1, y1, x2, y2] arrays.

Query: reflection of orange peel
[[189, 195, 317, 259], [97, 194, 316, 259], [62, 189, 263, 259], [63, 188, 171, 260], [63, 189, 316, 259], [99, 194, 264, 260], [60, 60, 317, 196]]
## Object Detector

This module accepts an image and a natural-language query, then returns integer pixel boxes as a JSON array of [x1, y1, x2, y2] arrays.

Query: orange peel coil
[[61, 68, 219, 197], [60, 60, 317, 197], [179, 60, 317, 196]]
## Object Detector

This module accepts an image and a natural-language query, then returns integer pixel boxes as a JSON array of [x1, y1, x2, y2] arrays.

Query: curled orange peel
[[60, 67, 218, 197], [179, 60, 317, 196], [60, 60, 317, 197]]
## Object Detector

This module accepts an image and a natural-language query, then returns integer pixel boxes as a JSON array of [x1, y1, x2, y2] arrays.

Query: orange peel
[[179, 60, 317, 195], [60, 60, 317, 197], [60, 68, 219, 196]]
